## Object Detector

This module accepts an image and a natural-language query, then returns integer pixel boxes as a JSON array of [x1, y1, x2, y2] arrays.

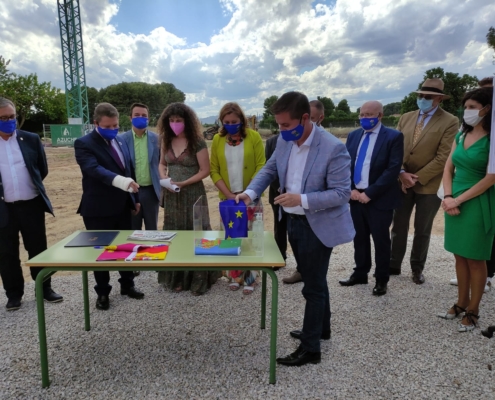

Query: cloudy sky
[[1, 0, 494, 117]]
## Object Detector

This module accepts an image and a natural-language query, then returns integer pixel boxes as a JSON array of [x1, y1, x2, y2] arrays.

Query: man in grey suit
[[237, 91, 354, 366], [121, 103, 161, 231]]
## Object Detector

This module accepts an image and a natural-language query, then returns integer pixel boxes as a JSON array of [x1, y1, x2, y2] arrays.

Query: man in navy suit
[[74, 103, 144, 310], [339, 101, 403, 295], [0, 97, 63, 311]]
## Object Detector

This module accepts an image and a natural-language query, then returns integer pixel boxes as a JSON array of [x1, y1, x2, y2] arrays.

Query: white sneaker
[[449, 278, 458, 286]]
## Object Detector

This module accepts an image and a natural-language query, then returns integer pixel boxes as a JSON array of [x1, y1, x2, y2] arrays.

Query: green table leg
[[261, 270, 267, 329], [82, 271, 91, 331], [266, 269, 278, 384], [35, 269, 51, 388]]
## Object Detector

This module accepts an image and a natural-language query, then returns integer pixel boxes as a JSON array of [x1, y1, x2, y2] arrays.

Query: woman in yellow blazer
[[210, 102, 266, 294]]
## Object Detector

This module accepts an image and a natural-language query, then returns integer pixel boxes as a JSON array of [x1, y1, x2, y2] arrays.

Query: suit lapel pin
[[20, 137, 24, 140]]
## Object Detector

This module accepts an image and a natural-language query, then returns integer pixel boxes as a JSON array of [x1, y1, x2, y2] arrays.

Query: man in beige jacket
[[390, 78, 458, 284]]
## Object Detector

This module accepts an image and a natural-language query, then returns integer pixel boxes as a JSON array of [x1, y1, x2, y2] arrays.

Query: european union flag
[[219, 199, 248, 239]]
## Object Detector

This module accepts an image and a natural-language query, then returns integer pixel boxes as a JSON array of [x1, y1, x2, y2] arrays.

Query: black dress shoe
[[96, 295, 110, 310], [412, 271, 425, 284], [276, 345, 321, 366], [481, 325, 495, 338], [389, 268, 401, 275], [339, 275, 368, 286], [121, 286, 144, 299], [43, 288, 64, 303], [6, 298, 22, 311], [290, 329, 331, 340], [372, 282, 387, 296]]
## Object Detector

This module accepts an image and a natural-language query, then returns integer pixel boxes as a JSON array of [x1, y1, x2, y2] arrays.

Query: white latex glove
[[112, 175, 136, 192]]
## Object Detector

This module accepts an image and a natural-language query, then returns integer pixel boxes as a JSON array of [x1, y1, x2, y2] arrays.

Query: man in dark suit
[[265, 133, 284, 274], [339, 101, 403, 295], [0, 97, 63, 311], [74, 103, 144, 310]]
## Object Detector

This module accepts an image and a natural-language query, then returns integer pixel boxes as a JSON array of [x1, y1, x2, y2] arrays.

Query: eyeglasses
[[0, 115, 16, 122], [417, 94, 434, 100]]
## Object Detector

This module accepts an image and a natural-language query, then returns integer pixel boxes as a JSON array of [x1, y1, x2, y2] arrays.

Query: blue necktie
[[354, 131, 371, 185]]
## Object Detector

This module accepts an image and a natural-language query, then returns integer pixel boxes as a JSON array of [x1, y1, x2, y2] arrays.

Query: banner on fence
[[50, 125, 84, 147]]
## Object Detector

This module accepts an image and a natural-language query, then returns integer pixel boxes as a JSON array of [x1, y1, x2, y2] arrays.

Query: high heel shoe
[[481, 325, 495, 338], [437, 304, 465, 320], [458, 311, 479, 332]]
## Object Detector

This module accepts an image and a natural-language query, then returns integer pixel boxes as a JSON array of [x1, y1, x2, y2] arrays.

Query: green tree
[[262, 95, 278, 126], [99, 81, 186, 126], [383, 102, 401, 116], [400, 67, 479, 115], [86, 86, 100, 113], [316, 96, 335, 116], [0, 55, 10, 82], [0, 72, 61, 128], [336, 99, 351, 115], [487, 26, 495, 50]]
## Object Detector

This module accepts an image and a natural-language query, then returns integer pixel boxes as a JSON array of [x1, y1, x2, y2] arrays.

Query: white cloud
[[1, 0, 494, 117]]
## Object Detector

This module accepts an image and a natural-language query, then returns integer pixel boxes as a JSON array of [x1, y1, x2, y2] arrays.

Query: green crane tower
[[57, 0, 90, 125]]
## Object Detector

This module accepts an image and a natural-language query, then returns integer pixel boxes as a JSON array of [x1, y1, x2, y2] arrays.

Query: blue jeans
[[287, 215, 333, 353]]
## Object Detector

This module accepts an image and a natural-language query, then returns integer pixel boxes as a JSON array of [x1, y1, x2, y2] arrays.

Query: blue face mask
[[98, 126, 119, 141], [0, 119, 16, 135], [360, 117, 379, 131], [280, 120, 304, 141], [417, 98, 434, 113], [224, 123, 242, 135], [132, 117, 148, 129]]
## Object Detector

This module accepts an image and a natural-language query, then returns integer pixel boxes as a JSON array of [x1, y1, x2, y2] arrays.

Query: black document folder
[[64, 231, 119, 247]]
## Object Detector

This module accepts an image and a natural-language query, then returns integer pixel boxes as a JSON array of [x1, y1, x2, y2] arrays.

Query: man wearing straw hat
[[390, 78, 458, 284]]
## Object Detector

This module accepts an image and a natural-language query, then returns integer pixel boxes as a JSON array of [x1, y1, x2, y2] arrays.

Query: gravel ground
[[1, 235, 494, 400]]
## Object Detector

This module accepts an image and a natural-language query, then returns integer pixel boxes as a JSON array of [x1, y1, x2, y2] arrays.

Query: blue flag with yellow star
[[219, 199, 248, 239]]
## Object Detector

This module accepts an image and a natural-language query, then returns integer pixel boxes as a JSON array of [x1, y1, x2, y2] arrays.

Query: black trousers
[[287, 215, 332, 353], [0, 196, 51, 300], [270, 204, 288, 261], [350, 201, 393, 283], [486, 237, 495, 278], [83, 210, 135, 296]]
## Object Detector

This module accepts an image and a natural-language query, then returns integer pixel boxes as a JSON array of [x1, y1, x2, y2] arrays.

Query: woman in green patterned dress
[[157, 103, 220, 295], [438, 87, 495, 331]]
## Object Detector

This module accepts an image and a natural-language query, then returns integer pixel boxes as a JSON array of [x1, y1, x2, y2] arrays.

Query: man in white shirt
[[0, 97, 63, 311], [237, 92, 354, 367]]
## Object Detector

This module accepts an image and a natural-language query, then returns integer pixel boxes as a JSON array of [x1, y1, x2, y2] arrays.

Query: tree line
[[0, 56, 185, 133]]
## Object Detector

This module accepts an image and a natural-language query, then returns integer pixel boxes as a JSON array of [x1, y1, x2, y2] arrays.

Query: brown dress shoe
[[412, 271, 425, 284], [283, 271, 302, 284]]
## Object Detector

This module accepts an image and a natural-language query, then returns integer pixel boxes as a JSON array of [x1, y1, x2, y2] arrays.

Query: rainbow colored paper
[[96, 243, 169, 261], [194, 238, 241, 256]]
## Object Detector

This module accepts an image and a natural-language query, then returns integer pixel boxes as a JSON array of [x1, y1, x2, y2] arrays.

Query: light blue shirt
[[417, 105, 439, 128]]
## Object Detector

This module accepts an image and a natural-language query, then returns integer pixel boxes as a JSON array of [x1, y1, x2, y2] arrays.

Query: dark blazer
[[74, 129, 138, 218], [265, 134, 280, 205], [346, 124, 404, 210], [121, 129, 161, 201], [0, 130, 53, 228]]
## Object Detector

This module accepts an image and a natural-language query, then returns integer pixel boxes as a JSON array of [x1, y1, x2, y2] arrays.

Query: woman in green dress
[[157, 103, 220, 295], [438, 87, 494, 331]]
